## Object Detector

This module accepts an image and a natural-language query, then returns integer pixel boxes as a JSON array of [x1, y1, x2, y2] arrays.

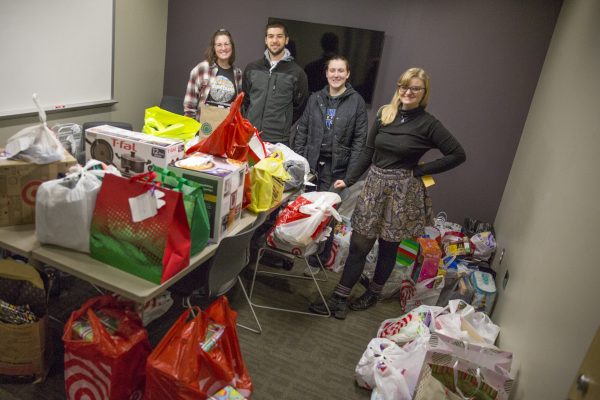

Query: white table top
[[0, 224, 39, 258], [0, 186, 301, 304], [30, 212, 257, 304]]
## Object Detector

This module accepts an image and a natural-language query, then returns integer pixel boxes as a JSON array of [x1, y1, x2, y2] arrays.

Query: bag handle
[[453, 360, 482, 399], [32, 93, 47, 125]]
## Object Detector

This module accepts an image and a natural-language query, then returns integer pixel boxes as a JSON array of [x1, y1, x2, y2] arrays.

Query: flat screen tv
[[268, 17, 385, 105]]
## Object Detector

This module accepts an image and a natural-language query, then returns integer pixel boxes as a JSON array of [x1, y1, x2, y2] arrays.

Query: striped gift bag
[[396, 239, 419, 270]]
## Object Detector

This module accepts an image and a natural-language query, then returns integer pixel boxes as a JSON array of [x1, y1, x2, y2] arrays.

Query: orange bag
[[145, 297, 253, 399], [63, 295, 152, 400], [185, 93, 254, 208]]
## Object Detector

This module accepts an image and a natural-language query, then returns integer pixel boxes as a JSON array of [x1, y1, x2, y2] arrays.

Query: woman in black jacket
[[293, 56, 368, 191], [292, 56, 368, 273]]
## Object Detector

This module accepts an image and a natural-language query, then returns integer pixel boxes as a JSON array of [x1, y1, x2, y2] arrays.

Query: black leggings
[[338, 231, 399, 291]]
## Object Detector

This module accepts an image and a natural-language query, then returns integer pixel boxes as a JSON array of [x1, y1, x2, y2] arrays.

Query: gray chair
[[160, 95, 185, 115], [184, 212, 268, 334], [248, 234, 331, 318], [79, 121, 133, 165]]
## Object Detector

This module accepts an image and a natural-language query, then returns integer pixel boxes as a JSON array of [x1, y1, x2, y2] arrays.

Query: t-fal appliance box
[[169, 153, 246, 243], [85, 125, 185, 176], [0, 151, 77, 227]]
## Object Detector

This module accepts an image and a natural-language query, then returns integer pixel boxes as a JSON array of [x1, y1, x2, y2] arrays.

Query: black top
[[320, 94, 342, 157], [206, 65, 237, 106], [344, 107, 466, 186]]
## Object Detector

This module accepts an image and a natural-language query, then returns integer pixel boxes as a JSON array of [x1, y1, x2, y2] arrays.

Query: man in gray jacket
[[243, 21, 308, 145]]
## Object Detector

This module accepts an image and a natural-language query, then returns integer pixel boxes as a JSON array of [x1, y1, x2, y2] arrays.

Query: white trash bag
[[35, 160, 121, 252], [2, 94, 65, 164]]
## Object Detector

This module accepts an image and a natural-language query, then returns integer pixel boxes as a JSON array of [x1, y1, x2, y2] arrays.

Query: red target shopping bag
[[63, 295, 151, 400], [145, 297, 253, 399], [90, 172, 191, 284]]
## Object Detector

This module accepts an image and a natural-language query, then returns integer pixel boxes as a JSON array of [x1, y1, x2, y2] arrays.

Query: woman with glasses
[[310, 67, 466, 319], [183, 29, 242, 121]]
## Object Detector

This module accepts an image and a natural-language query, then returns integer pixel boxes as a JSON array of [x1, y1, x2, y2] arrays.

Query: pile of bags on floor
[[356, 300, 514, 400], [63, 295, 252, 399], [349, 212, 498, 315]]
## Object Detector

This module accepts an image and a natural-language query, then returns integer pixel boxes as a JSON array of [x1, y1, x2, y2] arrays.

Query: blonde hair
[[380, 68, 430, 125]]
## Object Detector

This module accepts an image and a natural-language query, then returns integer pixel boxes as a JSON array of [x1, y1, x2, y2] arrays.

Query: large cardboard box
[[85, 125, 185, 177], [0, 260, 51, 383], [0, 151, 77, 227], [169, 153, 246, 243]]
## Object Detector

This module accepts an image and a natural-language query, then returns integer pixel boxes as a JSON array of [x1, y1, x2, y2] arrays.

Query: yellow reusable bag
[[142, 106, 200, 142], [248, 151, 291, 213]]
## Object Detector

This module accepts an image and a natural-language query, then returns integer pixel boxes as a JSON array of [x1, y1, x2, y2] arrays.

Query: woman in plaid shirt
[[183, 29, 243, 121]]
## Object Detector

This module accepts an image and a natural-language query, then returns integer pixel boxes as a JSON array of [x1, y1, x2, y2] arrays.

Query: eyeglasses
[[399, 85, 425, 93]]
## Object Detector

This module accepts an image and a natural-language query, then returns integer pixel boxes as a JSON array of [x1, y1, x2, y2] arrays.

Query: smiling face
[[265, 27, 288, 58], [399, 77, 426, 110], [214, 34, 233, 65], [326, 59, 350, 91]]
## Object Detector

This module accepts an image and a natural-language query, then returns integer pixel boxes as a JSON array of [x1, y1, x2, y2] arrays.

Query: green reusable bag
[[152, 165, 210, 255]]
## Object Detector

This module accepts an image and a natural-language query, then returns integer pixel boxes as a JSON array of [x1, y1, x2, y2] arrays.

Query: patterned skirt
[[351, 166, 433, 242]]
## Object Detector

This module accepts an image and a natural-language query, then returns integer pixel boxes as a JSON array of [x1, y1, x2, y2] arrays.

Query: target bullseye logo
[[64, 353, 112, 400], [21, 180, 42, 206]]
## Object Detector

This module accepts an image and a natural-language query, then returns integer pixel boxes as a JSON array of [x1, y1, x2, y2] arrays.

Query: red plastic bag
[[145, 297, 253, 399], [90, 172, 191, 284], [186, 93, 254, 208], [185, 92, 255, 160], [63, 295, 152, 400]]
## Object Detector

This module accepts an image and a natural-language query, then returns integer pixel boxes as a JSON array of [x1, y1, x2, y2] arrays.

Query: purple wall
[[164, 0, 562, 224]]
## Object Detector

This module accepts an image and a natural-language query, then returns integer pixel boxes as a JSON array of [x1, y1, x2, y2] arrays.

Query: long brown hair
[[204, 29, 236, 65]]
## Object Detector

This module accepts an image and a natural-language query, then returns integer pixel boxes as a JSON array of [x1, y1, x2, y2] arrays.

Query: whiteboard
[[0, 0, 114, 118]]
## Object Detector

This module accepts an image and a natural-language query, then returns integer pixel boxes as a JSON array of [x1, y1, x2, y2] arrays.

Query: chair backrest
[[207, 212, 268, 298], [159, 96, 185, 115], [79, 121, 133, 164]]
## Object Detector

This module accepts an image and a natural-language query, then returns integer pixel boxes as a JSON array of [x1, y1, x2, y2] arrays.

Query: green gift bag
[[152, 166, 210, 255], [90, 173, 190, 284]]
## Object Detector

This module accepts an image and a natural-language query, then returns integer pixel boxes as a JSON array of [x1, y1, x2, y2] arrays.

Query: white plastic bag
[[356, 336, 429, 399], [273, 191, 341, 247], [377, 305, 438, 345], [400, 275, 445, 313], [434, 300, 500, 347], [2, 94, 65, 164], [325, 222, 352, 272], [265, 142, 310, 175], [35, 160, 120, 252]]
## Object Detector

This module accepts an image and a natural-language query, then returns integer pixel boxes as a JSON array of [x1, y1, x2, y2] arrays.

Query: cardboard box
[[85, 125, 185, 177], [0, 260, 51, 383], [169, 153, 246, 243], [0, 151, 77, 227]]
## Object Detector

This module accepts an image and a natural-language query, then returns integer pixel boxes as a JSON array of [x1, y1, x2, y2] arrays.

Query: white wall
[[0, 0, 168, 143], [492, 0, 600, 398]]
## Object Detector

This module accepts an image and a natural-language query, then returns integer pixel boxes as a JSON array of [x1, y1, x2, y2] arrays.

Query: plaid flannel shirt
[[183, 61, 242, 121]]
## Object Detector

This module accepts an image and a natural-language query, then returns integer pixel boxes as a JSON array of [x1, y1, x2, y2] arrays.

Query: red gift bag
[[186, 93, 254, 208], [90, 172, 191, 284], [63, 295, 152, 400], [145, 297, 253, 400]]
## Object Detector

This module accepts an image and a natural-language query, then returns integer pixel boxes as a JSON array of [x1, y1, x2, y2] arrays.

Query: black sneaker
[[309, 294, 348, 319], [349, 290, 379, 311]]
